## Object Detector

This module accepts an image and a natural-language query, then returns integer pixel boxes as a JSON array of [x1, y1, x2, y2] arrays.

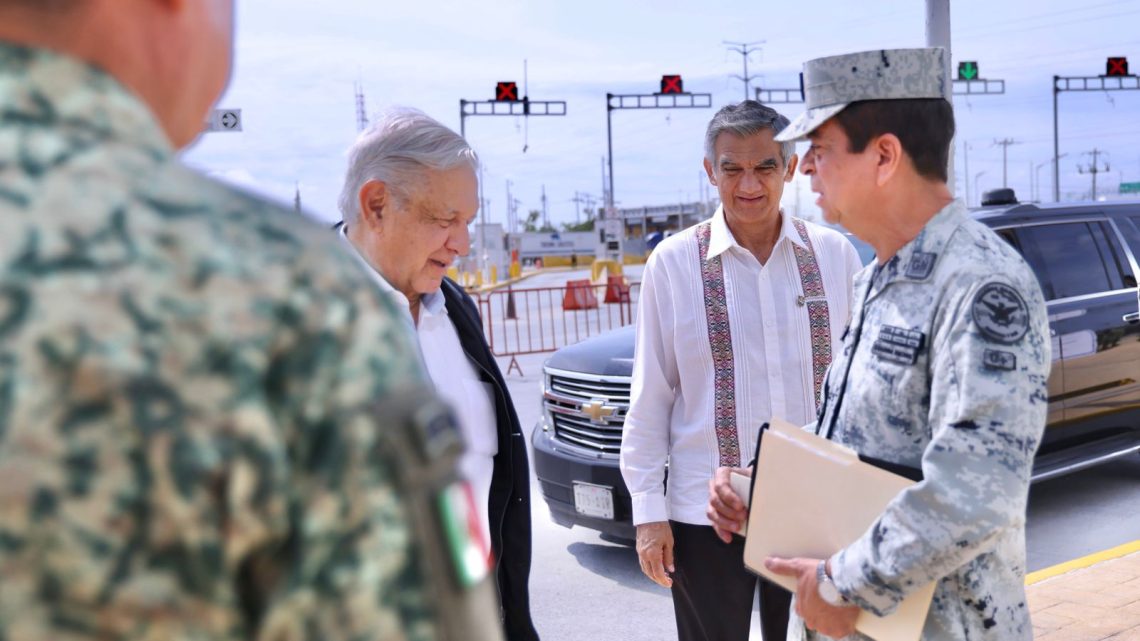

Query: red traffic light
[[495, 82, 519, 101], [1106, 57, 1129, 77], [660, 75, 683, 95]]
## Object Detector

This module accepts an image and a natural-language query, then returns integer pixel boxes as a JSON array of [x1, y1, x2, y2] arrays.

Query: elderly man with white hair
[[336, 109, 540, 641]]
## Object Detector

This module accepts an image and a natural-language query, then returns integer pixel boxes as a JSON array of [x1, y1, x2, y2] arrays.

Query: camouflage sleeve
[[234, 253, 445, 641], [0, 228, 443, 640], [829, 272, 1051, 616]]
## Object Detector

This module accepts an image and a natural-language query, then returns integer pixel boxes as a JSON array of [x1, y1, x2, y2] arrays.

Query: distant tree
[[524, 209, 555, 233], [561, 208, 596, 232], [523, 210, 541, 232]]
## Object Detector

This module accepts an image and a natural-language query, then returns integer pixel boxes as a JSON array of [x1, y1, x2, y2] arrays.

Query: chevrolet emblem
[[580, 399, 616, 424]]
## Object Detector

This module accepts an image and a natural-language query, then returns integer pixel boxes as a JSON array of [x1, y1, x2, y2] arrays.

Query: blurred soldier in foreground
[[0, 2, 502, 640], [336, 109, 540, 641], [707, 48, 1050, 641]]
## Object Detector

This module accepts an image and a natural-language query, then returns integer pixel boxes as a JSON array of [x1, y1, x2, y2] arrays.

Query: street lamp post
[[973, 171, 987, 206]]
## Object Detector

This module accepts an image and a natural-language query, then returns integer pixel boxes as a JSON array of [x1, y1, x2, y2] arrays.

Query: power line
[[957, 0, 1134, 35], [958, 9, 1140, 43]]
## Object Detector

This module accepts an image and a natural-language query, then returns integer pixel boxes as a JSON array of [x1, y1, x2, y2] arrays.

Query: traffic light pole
[[604, 92, 713, 213], [458, 97, 567, 139], [606, 105, 615, 211], [1053, 78, 1060, 203], [1051, 74, 1139, 201]]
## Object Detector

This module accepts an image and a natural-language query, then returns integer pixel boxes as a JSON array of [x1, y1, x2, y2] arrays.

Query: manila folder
[[742, 418, 935, 641]]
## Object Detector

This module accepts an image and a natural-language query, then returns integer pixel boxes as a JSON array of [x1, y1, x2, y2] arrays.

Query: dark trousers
[[670, 521, 791, 641]]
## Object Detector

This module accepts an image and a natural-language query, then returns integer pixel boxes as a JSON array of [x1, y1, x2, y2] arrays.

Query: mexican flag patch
[[437, 480, 492, 588]]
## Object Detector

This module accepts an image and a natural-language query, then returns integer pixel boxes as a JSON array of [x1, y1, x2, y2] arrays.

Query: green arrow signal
[[958, 61, 979, 80]]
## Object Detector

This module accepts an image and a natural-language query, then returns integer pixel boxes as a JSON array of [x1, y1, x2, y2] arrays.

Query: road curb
[[1025, 538, 1140, 585], [466, 267, 580, 295]]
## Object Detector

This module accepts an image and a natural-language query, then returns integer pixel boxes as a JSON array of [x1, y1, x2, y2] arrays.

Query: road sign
[[1121, 182, 1140, 194], [1107, 57, 1130, 77], [659, 75, 683, 95], [495, 81, 519, 101], [204, 108, 242, 132], [958, 61, 979, 81]]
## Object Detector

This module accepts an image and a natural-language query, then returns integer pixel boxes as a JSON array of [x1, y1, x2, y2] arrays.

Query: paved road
[[490, 269, 1140, 641]]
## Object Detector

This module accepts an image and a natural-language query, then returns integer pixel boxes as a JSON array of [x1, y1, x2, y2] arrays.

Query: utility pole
[[479, 165, 487, 276], [724, 40, 765, 101], [963, 140, 971, 206], [506, 179, 514, 234], [294, 182, 301, 214], [1078, 149, 1110, 201], [354, 81, 369, 133], [993, 138, 1020, 188], [541, 185, 549, 229], [570, 192, 600, 225]]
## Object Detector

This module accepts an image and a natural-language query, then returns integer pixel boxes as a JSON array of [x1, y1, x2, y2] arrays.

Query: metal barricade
[[476, 282, 640, 375]]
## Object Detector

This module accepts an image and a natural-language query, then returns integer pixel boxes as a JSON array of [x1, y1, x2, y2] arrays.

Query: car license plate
[[573, 482, 614, 520]]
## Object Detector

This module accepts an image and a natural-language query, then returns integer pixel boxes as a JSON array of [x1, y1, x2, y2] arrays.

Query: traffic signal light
[[1106, 57, 1129, 77], [660, 75, 683, 95], [957, 61, 979, 81], [495, 82, 519, 101]]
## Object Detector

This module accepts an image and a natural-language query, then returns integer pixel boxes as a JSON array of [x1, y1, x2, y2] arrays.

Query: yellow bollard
[[490, 265, 498, 284], [510, 261, 521, 279], [474, 270, 484, 287], [447, 266, 459, 282]]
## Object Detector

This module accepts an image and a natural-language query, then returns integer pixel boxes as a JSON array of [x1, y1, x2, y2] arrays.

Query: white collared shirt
[[337, 226, 498, 544], [619, 209, 862, 526]]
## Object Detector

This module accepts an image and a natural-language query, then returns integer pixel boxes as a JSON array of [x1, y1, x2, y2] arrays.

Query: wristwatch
[[816, 560, 849, 607]]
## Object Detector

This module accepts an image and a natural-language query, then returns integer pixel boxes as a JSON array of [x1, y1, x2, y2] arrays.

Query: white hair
[[337, 107, 479, 225], [704, 100, 795, 167]]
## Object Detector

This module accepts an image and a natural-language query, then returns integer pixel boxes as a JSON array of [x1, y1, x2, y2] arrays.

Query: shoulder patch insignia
[[905, 251, 936, 280], [971, 282, 1030, 344], [983, 348, 1017, 371]]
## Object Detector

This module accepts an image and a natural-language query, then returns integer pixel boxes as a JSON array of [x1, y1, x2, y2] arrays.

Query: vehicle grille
[[544, 370, 631, 455]]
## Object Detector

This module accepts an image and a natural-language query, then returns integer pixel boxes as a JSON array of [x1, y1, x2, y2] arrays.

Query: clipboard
[[741, 418, 935, 641]]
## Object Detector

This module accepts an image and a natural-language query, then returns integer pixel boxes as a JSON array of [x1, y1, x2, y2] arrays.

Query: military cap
[[775, 47, 949, 142]]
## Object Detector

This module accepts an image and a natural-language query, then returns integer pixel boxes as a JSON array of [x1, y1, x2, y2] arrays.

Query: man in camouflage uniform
[[0, 2, 502, 640], [707, 48, 1050, 640]]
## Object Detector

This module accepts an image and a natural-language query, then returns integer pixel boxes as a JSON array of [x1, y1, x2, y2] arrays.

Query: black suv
[[531, 197, 1140, 540]]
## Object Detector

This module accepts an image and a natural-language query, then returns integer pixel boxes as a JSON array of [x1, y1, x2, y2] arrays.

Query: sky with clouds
[[183, 0, 1140, 228]]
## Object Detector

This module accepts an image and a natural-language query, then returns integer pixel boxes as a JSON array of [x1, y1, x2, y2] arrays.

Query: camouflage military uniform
[[794, 200, 1051, 641], [0, 42, 448, 640]]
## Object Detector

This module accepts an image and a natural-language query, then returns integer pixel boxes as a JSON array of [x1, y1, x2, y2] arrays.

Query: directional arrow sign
[[204, 108, 242, 133], [958, 61, 979, 81]]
